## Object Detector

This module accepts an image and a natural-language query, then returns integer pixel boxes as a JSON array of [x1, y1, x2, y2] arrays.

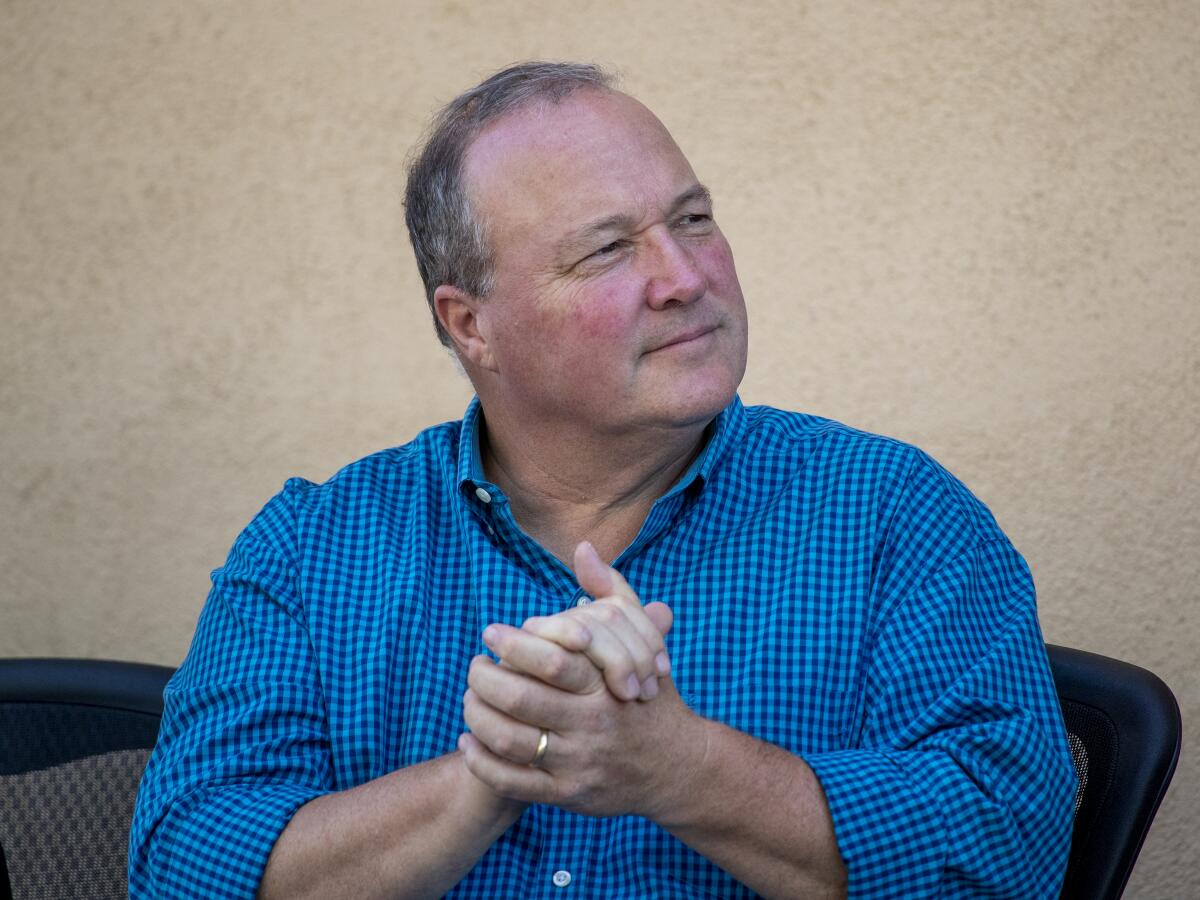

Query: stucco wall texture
[[2, 1, 1196, 894]]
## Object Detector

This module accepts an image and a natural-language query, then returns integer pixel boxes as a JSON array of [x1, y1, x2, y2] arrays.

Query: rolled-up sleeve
[[129, 481, 331, 898], [805, 538, 1076, 898]]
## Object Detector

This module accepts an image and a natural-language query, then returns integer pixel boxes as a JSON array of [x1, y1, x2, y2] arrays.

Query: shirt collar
[[456, 396, 493, 498], [456, 393, 746, 500]]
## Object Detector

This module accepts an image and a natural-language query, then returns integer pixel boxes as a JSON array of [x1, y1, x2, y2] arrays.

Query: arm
[[802, 541, 1076, 898], [259, 751, 522, 899], [460, 543, 846, 897], [462, 539, 1073, 898], [460, 630, 847, 898], [129, 486, 521, 899]]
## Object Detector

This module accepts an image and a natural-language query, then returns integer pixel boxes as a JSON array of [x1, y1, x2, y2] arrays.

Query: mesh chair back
[[0, 659, 173, 900], [1048, 644, 1181, 900], [0, 749, 151, 900]]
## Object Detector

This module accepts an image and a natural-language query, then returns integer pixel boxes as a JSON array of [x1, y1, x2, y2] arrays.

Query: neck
[[479, 407, 709, 565]]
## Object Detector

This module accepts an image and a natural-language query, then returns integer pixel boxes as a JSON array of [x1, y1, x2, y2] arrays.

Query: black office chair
[[0, 658, 174, 900], [1048, 644, 1181, 900]]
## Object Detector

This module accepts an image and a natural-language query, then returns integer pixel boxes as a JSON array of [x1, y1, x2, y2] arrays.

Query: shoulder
[[732, 404, 1007, 545], [740, 404, 918, 474], [238, 417, 464, 554], [721, 404, 918, 507]]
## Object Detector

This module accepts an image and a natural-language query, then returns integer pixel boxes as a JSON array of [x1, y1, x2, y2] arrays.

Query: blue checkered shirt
[[130, 396, 1074, 898]]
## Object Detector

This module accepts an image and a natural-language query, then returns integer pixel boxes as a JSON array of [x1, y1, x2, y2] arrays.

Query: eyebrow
[[556, 183, 713, 258]]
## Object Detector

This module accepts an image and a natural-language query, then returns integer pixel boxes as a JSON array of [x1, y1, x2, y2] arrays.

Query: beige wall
[[2, 1, 1196, 895]]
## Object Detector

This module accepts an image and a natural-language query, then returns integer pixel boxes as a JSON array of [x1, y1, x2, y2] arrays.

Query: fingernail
[[625, 673, 641, 700], [641, 676, 658, 700], [482, 625, 498, 645], [655, 652, 671, 676]]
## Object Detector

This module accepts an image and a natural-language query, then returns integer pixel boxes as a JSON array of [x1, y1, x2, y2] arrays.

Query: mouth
[[647, 323, 719, 354]]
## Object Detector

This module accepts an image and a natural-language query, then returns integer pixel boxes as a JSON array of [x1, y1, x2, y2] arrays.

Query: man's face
[[460, 88, 748, 437]]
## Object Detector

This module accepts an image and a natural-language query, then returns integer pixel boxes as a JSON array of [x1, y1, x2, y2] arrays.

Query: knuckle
[[543, 647, 571, 681], [614, 650, 638, 677], [507, 681, 535, 717], [565, 616, 589, 639], [467, 654, 490, 683], [468, 667, 487, 696], [492, 770, 520, 799], [493, 730, 520, 758], [604, 590, 636, 608], [593, 603, 622, 625]]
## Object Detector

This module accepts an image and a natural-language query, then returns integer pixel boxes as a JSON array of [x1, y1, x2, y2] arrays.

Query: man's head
[[405, 62, 615, 348], [405, 62, 747, 436]]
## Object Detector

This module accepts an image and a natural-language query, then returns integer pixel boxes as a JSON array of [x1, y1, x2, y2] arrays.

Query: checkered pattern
[[129, 397, 1075, 898]]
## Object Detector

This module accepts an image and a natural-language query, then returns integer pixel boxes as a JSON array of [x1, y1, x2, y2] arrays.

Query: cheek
[[697, 237, 741, 290], [576, 309, 629, 343], [568, 284, 639, 343]]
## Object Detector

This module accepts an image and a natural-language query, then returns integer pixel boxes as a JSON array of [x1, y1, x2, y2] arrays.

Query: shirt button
[[475, 487, 492, 503], [575, 595, 592, 607], [552, 870, 572, 888]]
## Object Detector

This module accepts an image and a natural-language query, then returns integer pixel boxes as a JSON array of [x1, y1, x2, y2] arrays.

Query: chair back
[[1048, 644, 1181, 900], [0, 658, 173, 900]]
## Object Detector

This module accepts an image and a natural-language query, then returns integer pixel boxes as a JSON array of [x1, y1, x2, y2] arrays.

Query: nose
[[642, 229, 706, 310]]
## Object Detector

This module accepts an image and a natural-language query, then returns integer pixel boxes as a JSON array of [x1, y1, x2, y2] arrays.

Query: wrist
[[452, 749, 528, 826], [639, 708, 715, 826]]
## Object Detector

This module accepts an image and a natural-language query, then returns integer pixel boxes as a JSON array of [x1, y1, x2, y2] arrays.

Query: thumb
[[573, 540, 638, 603]]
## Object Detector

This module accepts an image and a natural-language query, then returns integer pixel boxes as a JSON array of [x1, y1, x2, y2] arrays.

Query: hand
[[458, 643, 708, 819], [518, 541, 673, 701], [458, 543, 702, 817]]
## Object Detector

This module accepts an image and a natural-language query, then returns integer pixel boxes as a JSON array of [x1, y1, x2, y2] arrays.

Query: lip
[[647, 324, 719, 353]]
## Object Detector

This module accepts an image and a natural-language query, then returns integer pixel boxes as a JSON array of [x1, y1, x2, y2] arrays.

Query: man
[[130, 62, 1075, 898]]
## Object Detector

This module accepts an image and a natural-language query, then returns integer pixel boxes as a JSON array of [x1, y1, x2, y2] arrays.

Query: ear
[[434, 284, 496, 371]]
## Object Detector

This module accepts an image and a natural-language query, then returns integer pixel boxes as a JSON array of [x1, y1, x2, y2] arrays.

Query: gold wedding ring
[[531, 729, 550, 768]]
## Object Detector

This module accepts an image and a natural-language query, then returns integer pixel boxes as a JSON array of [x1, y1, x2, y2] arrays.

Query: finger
[[458, 732, 554, 805], [643, 602, 674, 675], [644, 601, 674, 640], [574, 604, 657, 700], [572, 542, 672, 673], [516, 600, 662, 699], [468, 654, 570, 726], [576, 598, 671, 687], [573, 542, 673, 675], [573, 541, 639, 605], [482, 624, 602, 694], [592, 598, 670, 683], [462, 688, 550, 766], [514, 615, 592, 653]]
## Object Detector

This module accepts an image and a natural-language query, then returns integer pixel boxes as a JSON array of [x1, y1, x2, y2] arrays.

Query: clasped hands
[[458, 541, 704, 820]]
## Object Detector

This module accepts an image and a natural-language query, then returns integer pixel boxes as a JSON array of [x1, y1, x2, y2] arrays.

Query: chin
[[648, 375, 740, 428]]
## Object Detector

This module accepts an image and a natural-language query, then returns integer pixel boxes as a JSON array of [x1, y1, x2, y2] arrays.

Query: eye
[[675, 212, 713, 230], [589, 240, 625, 260]]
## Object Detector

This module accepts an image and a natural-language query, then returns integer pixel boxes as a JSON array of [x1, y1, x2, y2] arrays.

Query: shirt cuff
[[139, 782, 324, 898], [803, 749, 946, 899]]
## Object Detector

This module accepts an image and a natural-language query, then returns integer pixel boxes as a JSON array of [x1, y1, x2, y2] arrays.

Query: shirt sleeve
[[803, 462, 1076, 898], [129, 481, 332, 898]]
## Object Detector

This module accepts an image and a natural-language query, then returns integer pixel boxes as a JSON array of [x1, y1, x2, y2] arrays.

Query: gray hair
[[404, 61, 616, 347]]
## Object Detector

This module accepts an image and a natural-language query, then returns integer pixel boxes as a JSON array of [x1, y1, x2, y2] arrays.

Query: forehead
[[461, 90, 699, 248]]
